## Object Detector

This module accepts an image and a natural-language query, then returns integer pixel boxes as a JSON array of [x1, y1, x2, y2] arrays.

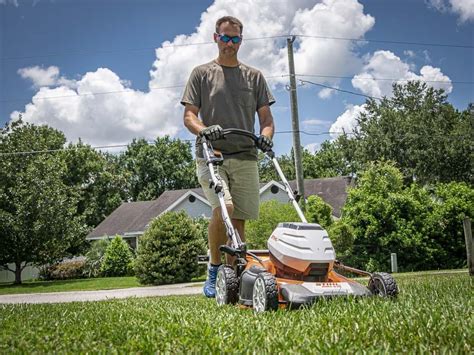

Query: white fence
[[0, 264, 40, 283]]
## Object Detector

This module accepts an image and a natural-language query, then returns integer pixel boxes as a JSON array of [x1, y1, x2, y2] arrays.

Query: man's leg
[[209, 205, 234, 264], [203, 204, 234, 298]]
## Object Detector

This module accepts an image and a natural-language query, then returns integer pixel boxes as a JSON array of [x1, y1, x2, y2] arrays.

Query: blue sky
[[1, 0, 473, 156]]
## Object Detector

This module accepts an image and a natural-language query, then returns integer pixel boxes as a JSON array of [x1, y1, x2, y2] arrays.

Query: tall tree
[[0, 120, 86, 283], [120, 136, 198, 201], [353, 81, 472, 184], [62, 141, 129, 228]]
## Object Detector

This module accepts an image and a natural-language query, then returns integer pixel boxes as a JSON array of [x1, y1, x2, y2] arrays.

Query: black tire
[[252, 272, 279, 313], [215, 265, 239, 306], [368, 272, 398, 297]]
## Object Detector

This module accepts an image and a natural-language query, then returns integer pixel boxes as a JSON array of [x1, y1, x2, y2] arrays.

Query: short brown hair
[[215, 16, 243, 34]]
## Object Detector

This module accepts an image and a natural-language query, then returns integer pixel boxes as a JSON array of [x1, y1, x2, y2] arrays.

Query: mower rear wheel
[[215, 265, 239, 306], [252, 272, 278, 313], [368, 272, 398, 297]]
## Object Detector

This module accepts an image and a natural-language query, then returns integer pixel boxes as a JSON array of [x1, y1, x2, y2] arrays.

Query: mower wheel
[[215, 265, 239, 306], [252, 272, 278, 313], [368, 272, 398, 297]]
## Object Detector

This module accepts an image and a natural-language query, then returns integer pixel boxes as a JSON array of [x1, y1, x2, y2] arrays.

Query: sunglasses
[[216, 33, 242, 44]]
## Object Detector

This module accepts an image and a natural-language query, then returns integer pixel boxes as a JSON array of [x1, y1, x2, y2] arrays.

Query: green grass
[[0, 272, 472, 353], [0, 277, 142, 295]]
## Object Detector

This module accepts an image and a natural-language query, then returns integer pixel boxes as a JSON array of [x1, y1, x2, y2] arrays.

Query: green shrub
[[246, 200, 301, 249], [83, 239, 110, 278], [39, 258, 86, 280], [100, 236, 134, 277], [305, 195, 333, 228], [134, 211, 206, 285], [328, 219, 354, 259]]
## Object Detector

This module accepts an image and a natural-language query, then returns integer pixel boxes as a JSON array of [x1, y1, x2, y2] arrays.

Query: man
[[181, 16, 275, 298]]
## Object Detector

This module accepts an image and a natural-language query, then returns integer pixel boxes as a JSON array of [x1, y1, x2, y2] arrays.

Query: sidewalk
[[0, 282, 203, 304]]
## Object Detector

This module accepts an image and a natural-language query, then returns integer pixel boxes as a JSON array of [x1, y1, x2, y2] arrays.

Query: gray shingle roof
[[87, 188, 206, 238]]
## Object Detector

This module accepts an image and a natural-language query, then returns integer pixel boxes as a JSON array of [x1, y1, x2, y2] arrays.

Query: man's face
[[214, 22, 242, 58]]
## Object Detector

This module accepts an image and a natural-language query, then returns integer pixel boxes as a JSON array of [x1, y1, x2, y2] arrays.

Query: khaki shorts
[[197, 158, 260, 220]]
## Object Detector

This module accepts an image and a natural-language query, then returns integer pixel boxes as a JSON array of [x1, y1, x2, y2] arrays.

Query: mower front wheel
[[368, 272, 398, 297], [215, 265, 239, 306], [252, 272, 279, 313]]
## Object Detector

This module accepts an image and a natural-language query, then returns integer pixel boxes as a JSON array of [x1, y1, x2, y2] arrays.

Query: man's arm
[[183, 104, 205, 136], [257, 105, 275, 138]]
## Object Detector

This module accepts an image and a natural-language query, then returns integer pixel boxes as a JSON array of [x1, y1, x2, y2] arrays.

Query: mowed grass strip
[[0, 277, 142, 295], [0, 273, 472, 353]]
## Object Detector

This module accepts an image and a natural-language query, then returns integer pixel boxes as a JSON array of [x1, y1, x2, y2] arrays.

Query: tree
[[429, 182, 474, 268], [100, 236, 134, 277], [120, 136, 198, 201], [305, 195, 333, 229], [341, 161, 435, 272], [353, 81, 472, 184], [0, 120, 87, 283], [62, 141, 128, 228], [135, 212, 206, 285]]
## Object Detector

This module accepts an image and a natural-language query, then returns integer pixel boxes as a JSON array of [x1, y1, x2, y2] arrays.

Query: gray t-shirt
[[181, 60, 275, 160]]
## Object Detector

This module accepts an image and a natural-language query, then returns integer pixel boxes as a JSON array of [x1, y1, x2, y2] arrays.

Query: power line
[[295, 34, 474, 49], [298, 79, 382, 100], [1, 130, 470, 157], [297, 74, 472, 85], [1, 34, 472, 61], [2, 73, 472, 104]]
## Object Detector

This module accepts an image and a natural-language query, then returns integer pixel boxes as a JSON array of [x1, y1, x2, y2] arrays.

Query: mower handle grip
[[221, 128, 274, 157], [222, 128, 258, 142]]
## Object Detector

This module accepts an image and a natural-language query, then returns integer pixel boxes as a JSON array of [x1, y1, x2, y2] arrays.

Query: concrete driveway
[[0, 282, 203, 304]]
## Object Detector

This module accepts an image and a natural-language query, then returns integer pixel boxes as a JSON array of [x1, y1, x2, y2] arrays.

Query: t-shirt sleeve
[[180, 67, 201, 107], [256, 73, 276, 110]]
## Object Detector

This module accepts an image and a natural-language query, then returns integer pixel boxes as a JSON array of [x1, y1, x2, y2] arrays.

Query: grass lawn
[[0, 271, 472, 353], [0, 277, 142, 295]]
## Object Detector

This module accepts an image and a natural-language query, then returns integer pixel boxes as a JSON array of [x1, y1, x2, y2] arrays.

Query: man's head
[[214, 16, 243, 60]]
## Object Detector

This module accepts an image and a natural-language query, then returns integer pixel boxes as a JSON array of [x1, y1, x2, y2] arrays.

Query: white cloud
[[427, 0, 474, 22], [12, 68, 179, 146], [351, 50, 452, 98], [304, 142, 320, 153], [302, 118, 329, 127], [318, 87, 337, 99], [329, 104, 366, 139], [17, 66, 76, 89], [13, 0, 376, 146]]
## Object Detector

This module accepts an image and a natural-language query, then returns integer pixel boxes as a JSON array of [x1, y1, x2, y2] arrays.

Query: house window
[[271, 185, 279, 194], [188, 195, 196, 203]]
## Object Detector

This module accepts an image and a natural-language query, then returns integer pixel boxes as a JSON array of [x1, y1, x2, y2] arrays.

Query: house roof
[[87, 176, 353, 239], [289, 176, 354, 218], [87, 188, 207, 239]]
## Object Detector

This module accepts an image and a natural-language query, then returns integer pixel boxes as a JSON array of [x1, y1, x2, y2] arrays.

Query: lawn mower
[[201, 128, 398, 312]]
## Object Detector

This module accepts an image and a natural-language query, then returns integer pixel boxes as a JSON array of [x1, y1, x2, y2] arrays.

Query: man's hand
[[199, 125, 224, 141], [256, 135, 273, 152]]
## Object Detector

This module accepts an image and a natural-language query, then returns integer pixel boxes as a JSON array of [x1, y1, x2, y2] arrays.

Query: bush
[[83, 239, 110, 278], [305, 195, 333, 229], [328, 219, 354, 261], [39, 258, 86, 280], [246, 200, 301, 249], [135, 211, 206, 285], [100, 236, 134, 277]]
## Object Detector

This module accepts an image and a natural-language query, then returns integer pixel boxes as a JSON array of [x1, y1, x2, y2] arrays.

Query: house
[[86, 176, 354, 249]]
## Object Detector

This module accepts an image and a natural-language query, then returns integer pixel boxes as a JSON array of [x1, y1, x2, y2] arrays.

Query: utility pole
[[287, 36, 305, 209]]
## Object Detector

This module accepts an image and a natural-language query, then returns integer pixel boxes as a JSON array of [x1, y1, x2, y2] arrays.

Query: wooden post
[[463, 217, 473, 276]]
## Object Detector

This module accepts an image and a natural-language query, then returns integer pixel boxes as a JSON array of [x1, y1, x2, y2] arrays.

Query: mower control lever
[[219, 245, 239, 256]]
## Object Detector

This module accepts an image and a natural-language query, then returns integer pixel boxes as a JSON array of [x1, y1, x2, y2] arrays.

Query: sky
[[1, 0, 473, 157]]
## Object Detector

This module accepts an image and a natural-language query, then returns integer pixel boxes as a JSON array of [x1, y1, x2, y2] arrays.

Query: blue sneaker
[[203, 264, 220, 298]]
